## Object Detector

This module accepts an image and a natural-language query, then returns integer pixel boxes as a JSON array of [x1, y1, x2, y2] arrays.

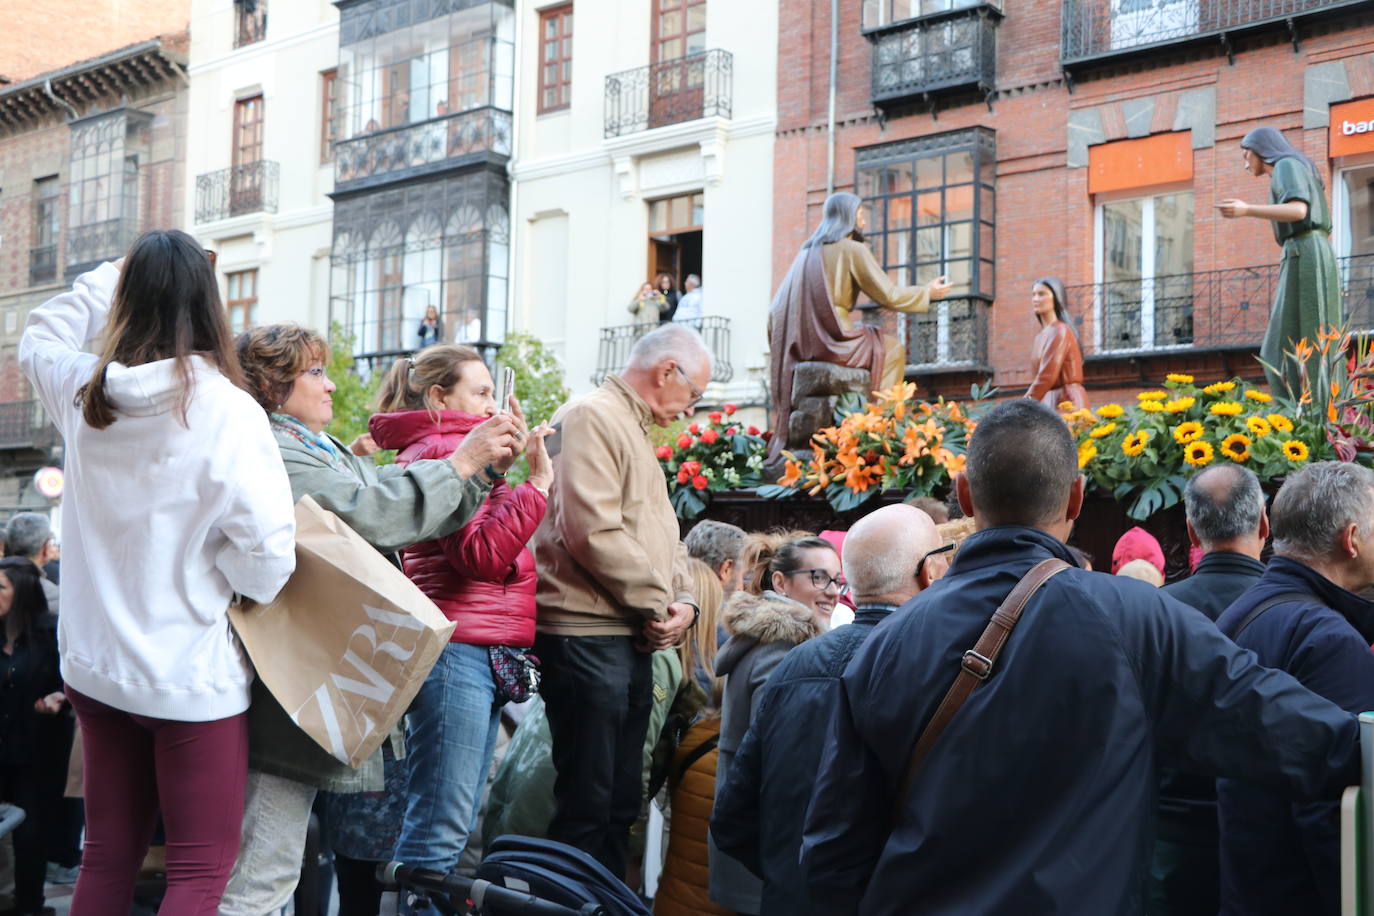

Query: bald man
[[711, 505, 947, 916]]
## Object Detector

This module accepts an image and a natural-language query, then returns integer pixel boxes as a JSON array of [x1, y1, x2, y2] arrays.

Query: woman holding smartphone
[[369, 344, 552, 894]]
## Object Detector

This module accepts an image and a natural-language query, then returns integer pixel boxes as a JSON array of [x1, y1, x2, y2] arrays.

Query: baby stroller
[[380, 835, 649, 916]]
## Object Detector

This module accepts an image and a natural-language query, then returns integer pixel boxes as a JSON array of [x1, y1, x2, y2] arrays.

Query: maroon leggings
[[66, 686, 248, 916]]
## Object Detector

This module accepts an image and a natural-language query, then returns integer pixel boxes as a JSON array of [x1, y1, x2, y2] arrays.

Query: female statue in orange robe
[[1024, 276, 1087, 410]]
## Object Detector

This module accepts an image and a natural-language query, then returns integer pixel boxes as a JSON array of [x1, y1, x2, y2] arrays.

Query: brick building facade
[[772, 0, 1374, 404], [0, 28, 190, 512]]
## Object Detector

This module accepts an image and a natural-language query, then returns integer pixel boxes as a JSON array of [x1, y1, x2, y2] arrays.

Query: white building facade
[[185, 0, 340, 333], [510, 0, 777, 402]]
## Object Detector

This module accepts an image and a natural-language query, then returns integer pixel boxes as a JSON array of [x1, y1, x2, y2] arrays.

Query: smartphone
[[544, 423, 563, 458], [500, 367, 516, 414]]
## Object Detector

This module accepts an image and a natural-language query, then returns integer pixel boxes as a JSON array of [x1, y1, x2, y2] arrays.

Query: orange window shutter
[[1088, 132, 1193, 195]]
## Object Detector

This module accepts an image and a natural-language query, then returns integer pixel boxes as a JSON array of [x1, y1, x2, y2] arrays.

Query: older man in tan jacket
[[532, 322, 707, 878]]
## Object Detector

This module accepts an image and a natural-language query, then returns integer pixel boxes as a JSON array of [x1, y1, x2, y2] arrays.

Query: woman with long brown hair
[[19, 229, 298, 915]]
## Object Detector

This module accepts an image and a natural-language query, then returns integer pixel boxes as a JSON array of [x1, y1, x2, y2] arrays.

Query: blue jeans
[[394, 641, 500, 873]]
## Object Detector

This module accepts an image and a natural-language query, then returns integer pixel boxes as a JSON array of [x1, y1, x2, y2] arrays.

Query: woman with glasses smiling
[[710, 536, 835, 914]]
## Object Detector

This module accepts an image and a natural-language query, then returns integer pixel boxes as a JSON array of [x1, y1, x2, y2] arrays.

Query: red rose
[[682, 460, 701, 476], [724, 404, 737, 415], [726, 426, 739, 436], [677, 434, 693, 449], [708, 412, 723, 423], [762, 430, 774, 442], [676, 469, 690, 484], [655, 445, 673, 460], [701, 429, 720, 445], [692, 475, 709, 490], [688, 423, 701, 434], [747, 425, 761, 436]]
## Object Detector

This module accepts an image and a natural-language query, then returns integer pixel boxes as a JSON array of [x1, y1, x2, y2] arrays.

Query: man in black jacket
[[1216, 462, 1374, 916], [1151, 463, 1268, 915], [710, 504, 948, 916], [800, 400, 1362, 916]]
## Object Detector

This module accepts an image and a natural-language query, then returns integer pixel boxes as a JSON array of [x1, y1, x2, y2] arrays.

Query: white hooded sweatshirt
[[19, 262, 296, 721]]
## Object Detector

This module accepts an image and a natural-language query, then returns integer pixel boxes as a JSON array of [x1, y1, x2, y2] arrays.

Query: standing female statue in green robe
[[1217, 126, 1341, 398]]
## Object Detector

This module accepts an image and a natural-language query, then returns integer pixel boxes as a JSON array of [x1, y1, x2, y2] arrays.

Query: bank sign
[[1331, 98, 1374, 158]]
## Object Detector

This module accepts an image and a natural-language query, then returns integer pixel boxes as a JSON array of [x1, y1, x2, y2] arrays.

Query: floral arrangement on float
[[656, 404, 769, 519], [759, 382, 978, 513], [1070, 327, 1374, 520]]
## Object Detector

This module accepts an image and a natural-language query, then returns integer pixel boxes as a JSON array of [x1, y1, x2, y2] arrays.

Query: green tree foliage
[[495, 331, 571, 429], [324, 324, 386, 456], [495, 332, 571, 484]]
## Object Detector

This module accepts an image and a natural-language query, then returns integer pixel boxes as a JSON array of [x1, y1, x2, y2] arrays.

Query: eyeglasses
[[673, 363, 704, 406], [785, 568, 849, 594], [303, 367, 326, 379], [916, 541, 956, 581]]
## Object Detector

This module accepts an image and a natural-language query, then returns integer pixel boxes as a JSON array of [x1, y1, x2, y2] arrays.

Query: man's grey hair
[[4, 512, 51, 560], [1184, 464, 1264, 547], [684, 520, 746, 572], [1272, 462, 1374, 560], [685, 274, 701, 288], [626, 323, 711, 374]]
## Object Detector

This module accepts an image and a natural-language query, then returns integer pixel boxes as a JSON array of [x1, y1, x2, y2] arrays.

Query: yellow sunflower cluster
[[1121, 430, 1151, 456], [1220, 433, 1252, 462], [1166, 373, 1194, 384], [1245, 416, 1272, 438], [1089, 422, 1118, 439], [1096, 403, 1124, 419], [1138, 391, 1168, 401], [1268, 414, 1294, 433], [1164, 397, 1195, 413], [1209, 402, 1243, 417], [1078, 442, 1098, 468], [1202, 381, 1236, 395], [1140, 400, 1165, 413], [1173, 422, 1204, 444], [1283, 440, 1309, 462], [1184, 441, 1215, 467], [1244, 390, 1273, 404]]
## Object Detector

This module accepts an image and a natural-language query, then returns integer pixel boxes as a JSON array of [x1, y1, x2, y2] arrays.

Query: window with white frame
[[1095, 188, 1194, 351]]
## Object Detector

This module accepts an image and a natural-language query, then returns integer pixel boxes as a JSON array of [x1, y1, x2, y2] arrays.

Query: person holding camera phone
[[366, 345, 552, 911]]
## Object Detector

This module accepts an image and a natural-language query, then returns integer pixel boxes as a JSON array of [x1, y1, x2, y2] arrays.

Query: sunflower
[[1088, 422, 1118, 439], [1122, 430, 1151, 456], [1078, 443, 1098, 468], [1058, 400, 1077, 412], [1245, 416, 1273, 438], [1209, 401, 1243, 416], [1164, 397, 1195, 413], [1184, 441, 1215, 467], [1220, 433, 1252, 462], [1282, 440, 1310, 462], [1173, 421, 1204, 444], [1140, 400, 1165, 413], [1268, 414, 1294, 433], [1244, 390, 1274, 403], [1138, 390, 1168, 401], [1166, 373, 1194, 384], [1203, 381, 1236, 395], [1096, 403, 1125, 419]]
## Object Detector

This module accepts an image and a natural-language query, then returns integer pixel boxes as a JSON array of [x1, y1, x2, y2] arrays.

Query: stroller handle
[[377, 861, 607, 916]]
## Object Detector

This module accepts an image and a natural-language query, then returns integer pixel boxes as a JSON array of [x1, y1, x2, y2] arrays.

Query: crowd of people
[[2, 226, 1373, 916]]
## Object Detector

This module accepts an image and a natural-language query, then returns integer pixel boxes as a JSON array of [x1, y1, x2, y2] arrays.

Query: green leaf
[[670, 487, 708, 519], [826, 482, 874, 513], [754, 484, 797, 500]]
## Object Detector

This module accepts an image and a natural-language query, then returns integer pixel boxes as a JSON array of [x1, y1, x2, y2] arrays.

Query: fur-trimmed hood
[[716, 590, 821, 676]]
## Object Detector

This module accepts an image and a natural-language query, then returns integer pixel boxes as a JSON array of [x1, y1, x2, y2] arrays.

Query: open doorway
[[648, 191, 703, 316]]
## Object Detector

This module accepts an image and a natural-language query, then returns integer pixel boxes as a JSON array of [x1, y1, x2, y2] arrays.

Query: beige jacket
[[821, 237, 932, 332], [534, 375, 694, 636]]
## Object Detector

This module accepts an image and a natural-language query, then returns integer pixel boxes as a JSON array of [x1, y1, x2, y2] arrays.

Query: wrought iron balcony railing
[[29, 246, 56, 286], [65, 218, 138, 276], [1064, 254, 1374, 357], [867, 4, 1001, 108], [1061, 0, 1368, 65], [593, 316, 733, 386], [902, 297, 990, 371], [604, 49, 733, 139], [195, 161, 280, 223], [0, 400, 58, 451], [333, 107, 513, 191]]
